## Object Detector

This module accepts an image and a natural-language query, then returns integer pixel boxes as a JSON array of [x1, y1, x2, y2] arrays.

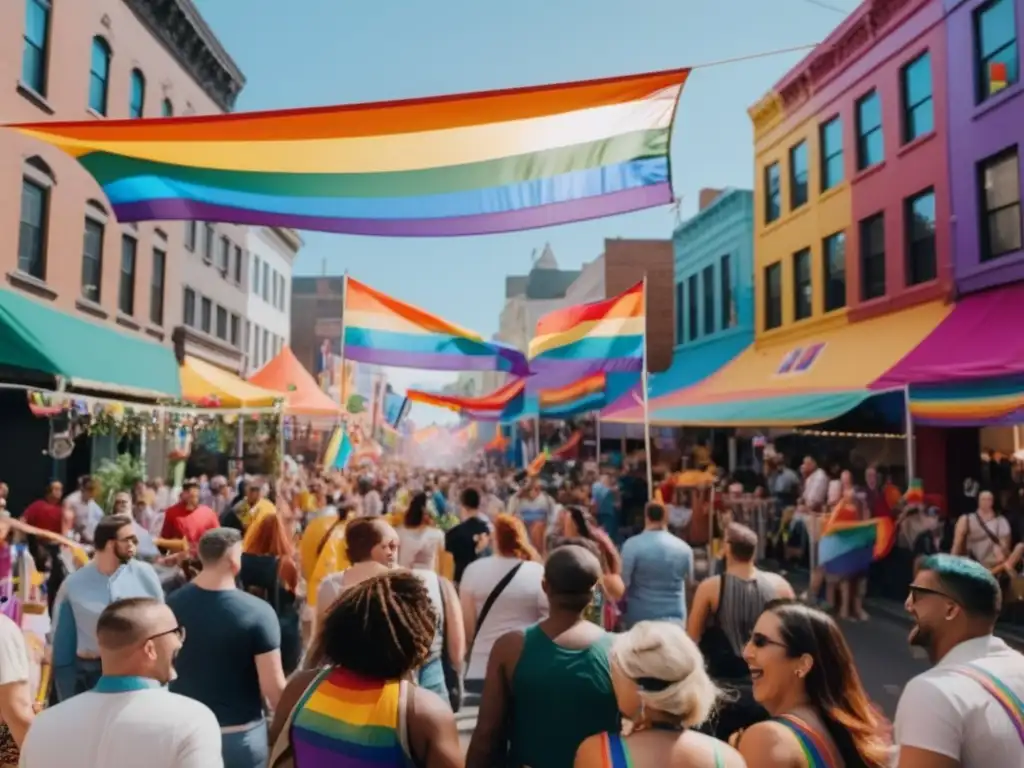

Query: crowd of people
[[0, 453, 1020, 767]]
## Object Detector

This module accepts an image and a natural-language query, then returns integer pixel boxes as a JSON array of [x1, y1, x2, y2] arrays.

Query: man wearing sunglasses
[[894, 554, 1024, 767], [49, 515, 164, 703], [20, 597, 222, 768]]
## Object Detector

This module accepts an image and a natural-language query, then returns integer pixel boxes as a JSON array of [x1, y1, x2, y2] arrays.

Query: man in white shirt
[[800, 456, 829, 510], [20, 597, 222, 768], [895, 554, 1024, 767], [0, 613, 33, 753], [65, 476, 104, 544]]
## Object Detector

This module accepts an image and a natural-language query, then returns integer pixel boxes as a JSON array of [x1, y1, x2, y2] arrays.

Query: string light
[[793, 428, 907, 439]]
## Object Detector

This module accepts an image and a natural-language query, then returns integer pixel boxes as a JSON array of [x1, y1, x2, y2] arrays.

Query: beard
[[116, 549, 135, 565], [908, 620, 933, 649]]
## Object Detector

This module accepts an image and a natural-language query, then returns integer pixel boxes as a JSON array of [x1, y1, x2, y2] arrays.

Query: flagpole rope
[[686, 42, 820, 71]]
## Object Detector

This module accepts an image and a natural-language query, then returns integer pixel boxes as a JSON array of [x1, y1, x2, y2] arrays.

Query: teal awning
[[0, 289, 181, 399], [652, 391, 873, 427]]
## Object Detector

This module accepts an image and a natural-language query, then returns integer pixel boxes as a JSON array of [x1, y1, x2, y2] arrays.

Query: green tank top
[[510, 624, 621, 768]]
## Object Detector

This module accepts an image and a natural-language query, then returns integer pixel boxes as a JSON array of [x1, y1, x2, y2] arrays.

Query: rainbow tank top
[[290, 668, 413, 767]]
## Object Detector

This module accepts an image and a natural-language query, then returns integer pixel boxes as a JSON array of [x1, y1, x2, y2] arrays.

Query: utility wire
[[798, 0, 854, 14], [686, 42, 820, 71]]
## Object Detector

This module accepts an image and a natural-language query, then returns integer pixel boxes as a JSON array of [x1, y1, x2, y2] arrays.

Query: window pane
[[907, 102, 934, 141], [119, 235, 136, 315], [983, 150, 1021, 209], [129, 70, 145, 118], [857, 91, 881, 132], [253, 256, 261, 293], [909, 191, 936, 240], [151, 248, 165, 326], [161, 99, 173, 117], [987, 204, 1023, 257], [675, 282, 684, 344], [978, 0, 1017, 57], [201, 297, 212, 333], [860, 128, 884, 168], [183, 288, 195, 326], [903, 53, 932, 106], [18, 179, 46, 278], [702, 266, 715, 334], [82, 219, 103, 302], [821, 118, 843, 190], [765, 163, 781, 222], [765, 263, 782, 330], [720, 254, 732, 328], [794, 249, 812, 320], [230, 315, 240, 347], [216, 306, 228, 339], [89, 38, 109, 113], [790, 142, 808, 208], [861, 215, 886, 300], [824, 232, 847, 312], [688, 275, 698, 341]]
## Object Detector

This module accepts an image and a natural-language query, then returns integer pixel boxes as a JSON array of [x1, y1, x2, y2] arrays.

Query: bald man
[[467, 544, 621, 768], [20, 598, 222, 768]]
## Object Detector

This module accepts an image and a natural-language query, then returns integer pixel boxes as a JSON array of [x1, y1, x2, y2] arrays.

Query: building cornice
[[123, 0, 246, 112]]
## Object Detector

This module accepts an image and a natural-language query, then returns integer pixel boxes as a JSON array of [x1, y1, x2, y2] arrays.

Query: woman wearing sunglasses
[[574, 620, 745, 767], [737, 600, 893, 767]]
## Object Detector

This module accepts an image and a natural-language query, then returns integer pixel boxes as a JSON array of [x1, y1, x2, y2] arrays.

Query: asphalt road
[[454, 605, 933, 752]]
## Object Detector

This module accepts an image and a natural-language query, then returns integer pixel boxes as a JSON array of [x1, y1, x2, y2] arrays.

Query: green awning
[[0, 289, 181, 399]]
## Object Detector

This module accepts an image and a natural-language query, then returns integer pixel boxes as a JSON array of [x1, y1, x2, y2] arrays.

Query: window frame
[[978, 146, 1023, 262], [820, 116, 844, 192], [200, 296, 212, 334], [129, 69, 146, 119], [203, 224, 214, 264], [764, 262, 783, 331], [855, 90, 884, 171], [789, 140, 809, 209], [161, 98, 173, 117], [793, 248, 813, 321], [822, 231, 847, 313], [702, 265, 715, 336], [118, 233, 137, 316], [974, 0, 1020, 103], [905, 187, 938, 285], [215, 305, 228, 340], [900, 51, 934, 144], [687, 274, 698, 341], [764, 162, 782, 223], [18, 172, 50, 280], [21, 0, 51, 95], [675, 281, 685, 344], [183, 287, 196, 327], [150, 247, 166, 326], [859, 213, 887, 301], [88, 36, 111, 115], [81, 216, 105, 303], [720, 254, 732, 329]]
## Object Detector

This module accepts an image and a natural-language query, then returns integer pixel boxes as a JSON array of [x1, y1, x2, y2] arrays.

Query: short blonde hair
[[611, 621, 721, 727]]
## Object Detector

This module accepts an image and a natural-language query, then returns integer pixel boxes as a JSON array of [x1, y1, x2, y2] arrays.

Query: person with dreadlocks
[[269, 571, 463, 768]]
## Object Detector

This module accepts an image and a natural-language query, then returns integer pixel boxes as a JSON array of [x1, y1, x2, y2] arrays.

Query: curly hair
[[319, 571, 436, 680], [493, 513, 541, 562]]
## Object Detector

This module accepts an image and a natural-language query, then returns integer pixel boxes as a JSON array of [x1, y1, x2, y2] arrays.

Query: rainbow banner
[[407, 379, 526, 414], [344, 277, 528, 373], [323, 424, 353, 470], [818, 517, 896, 577], [528, 281, 645, 378], [538, 373, 609, 419], [9, 70, 688, 236]]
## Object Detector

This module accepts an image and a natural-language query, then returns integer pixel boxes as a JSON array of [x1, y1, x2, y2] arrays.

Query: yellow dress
[[306, 525, 350, 609], [300, 515, 340, 583]]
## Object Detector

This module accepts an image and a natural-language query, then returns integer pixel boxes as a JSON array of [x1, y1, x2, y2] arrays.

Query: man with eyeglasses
[[21, 597, 222, 768], [50, 515, 164, 702], [895, 554, 1024, 767]]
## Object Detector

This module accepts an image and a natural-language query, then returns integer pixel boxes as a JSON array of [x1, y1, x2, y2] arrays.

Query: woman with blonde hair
[[576, 621, 744, 767], [459, 513, 545, 695]]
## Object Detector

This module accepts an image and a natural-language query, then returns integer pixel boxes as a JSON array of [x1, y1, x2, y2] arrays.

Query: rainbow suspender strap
[[950, 663, 1024, 744], [774, 715, 841, 768], [599, 733, 632, 768]]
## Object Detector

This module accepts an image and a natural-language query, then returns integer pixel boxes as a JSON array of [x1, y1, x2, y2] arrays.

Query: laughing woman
[[737, 600, 893, 767]]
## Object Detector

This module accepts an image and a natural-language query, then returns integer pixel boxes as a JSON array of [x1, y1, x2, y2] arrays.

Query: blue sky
[[193, 0, 854, 419]]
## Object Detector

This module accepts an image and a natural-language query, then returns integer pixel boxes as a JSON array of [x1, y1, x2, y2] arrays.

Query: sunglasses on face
[[146, 625, 186, 644], [908, 585, 956, 604], [750, 632, 788, 650]]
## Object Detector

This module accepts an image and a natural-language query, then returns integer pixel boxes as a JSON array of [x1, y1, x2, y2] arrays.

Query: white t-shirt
[[895, 635, 1024, 767], [460, 556, 548, 680], [19, 687, 223, 768], [397, 527, 445, 571], [0, 614, 29, 692]]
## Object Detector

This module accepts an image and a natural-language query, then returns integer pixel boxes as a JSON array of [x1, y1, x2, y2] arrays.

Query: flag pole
[[595, 413, 602, 464], [904, 384, 915, 482], [339, 272, 349, 418], [642, 275, 653, 499]]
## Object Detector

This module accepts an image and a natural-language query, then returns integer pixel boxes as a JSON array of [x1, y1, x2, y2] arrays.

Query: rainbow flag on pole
[[344, 277, 528, 374], [9, 70, 688, 237], [322, 424, 353, 470], [528, 281, 645, 378]]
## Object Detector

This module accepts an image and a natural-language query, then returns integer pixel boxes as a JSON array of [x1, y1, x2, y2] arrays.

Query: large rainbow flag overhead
[[9, 70, 688, 236], [528, 281, 646, 378], [344, 277, 528, 374]]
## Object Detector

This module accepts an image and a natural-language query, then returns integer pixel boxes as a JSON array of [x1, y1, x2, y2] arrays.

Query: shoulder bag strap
[[316, 518, 345, 557], [950, 664, 1024, 744], [467, 562, 524, 661], [974, 513, 1003, 548]]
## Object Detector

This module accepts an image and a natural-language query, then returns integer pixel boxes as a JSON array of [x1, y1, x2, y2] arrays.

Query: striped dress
[[291, 668, 413, 767]]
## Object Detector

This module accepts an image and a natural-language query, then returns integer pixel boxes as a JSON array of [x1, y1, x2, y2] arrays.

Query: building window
[[216, 306, 228, 340], [18, 178, 48, 280], [702, 265, 715, 335], [230, 314, 240, 348], [88, 37, 111, 115], [675, 281, 685, 344], [901, 52, 933, 143], [687, 275, 698, 341], [233, 246, 243, 284], [203, 224, 214, 263], [252, 324, 261, 368], [183, 287, 196, 327], [262, 328, 269, 364], [823, 231, 847, 312], [764, 162, 781, 223], [252, 256, 261, 294], [119, 234, 136, 316], [906, 188, 937, 285], [184, 221, 196, 252], [975, 0, 1019, 102], [764, 263, 782, 330], [200, 297, 212, 334], [793, 248, 812, 321], [979, 146, 1022, 261], [263, 262, 270, 302], [161, 99, 173, 117], [150, 248, 165, 326], [272, 271, 279, 308], [789, 141, 809, 209], [855, 90, 883, 170], [720, 254, 732, 328], [22, 0, 50, 95], [820, 116, 843, 192], [129, 69, 145, 118], [218, 236, 230, 275], [860, 213, 886, 300], [81, 218, 104, 303]]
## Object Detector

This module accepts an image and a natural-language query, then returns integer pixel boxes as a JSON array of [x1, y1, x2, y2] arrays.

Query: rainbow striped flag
[[407, 379, 526, 419], [818, 517, 896, 577], [9, 70, 688, 236], [528, 281, 645, 379], [322, 424, 353, 470], [344, 277, 528, 373], [538, 373, 609, 419]]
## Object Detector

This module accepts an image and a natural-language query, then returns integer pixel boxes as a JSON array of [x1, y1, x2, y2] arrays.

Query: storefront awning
[[601, 330, 752, 421], [875, 282, 1024, 389], [249, 346, 342, 417], [909, 376, 1024, 427], [180, 356, 280, 408], [0, 288, 181, 399], [635, 301, 951, 427]]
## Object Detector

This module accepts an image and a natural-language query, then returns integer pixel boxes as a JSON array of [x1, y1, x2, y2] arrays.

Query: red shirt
[[176, 506, 220, 546], [161, 502, 215, 539], [23, 499, 63, 534]]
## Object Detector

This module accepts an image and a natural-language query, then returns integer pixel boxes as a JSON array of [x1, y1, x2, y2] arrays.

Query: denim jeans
[[221, 720, 268, 768]]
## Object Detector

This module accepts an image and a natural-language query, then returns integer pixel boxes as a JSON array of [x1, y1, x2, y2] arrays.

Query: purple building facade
[[947, 0, 1024, 294]]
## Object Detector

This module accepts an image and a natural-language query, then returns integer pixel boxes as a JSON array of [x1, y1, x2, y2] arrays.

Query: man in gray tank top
[[687, 523, 794, 741]]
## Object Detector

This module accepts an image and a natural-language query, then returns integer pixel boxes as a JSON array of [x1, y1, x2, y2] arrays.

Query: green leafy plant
[[93, 453, 146, 512]]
